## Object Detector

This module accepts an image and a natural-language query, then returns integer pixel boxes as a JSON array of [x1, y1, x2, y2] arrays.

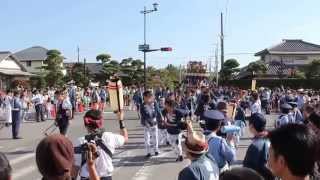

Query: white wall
[[0, 58, 21, 69]]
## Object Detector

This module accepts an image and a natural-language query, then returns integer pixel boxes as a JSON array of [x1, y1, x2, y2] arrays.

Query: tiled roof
[[64, 62, 103, 75], [0, 51, 11, 61], [255, 39, 320, 56], [14, 46, 48, 61]]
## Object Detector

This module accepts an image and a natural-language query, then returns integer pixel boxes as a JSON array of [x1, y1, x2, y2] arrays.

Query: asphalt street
[[0, 110, 277, 180]]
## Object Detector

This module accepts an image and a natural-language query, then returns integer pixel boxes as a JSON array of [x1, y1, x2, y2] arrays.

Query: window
[[26, 61, 32, 67]]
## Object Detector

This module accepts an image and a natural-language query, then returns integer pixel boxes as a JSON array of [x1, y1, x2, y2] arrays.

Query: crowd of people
[[0, 83, 320, 180]]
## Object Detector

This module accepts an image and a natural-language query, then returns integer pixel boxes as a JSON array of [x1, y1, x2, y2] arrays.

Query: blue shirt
[[178, 154, 219, 180], [206, 132, 236, 168]]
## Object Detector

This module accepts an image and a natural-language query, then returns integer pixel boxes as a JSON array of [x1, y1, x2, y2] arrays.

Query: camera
[[74, 129, 105, 161]]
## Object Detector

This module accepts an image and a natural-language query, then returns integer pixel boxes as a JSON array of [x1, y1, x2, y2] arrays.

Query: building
[[64, 62, 103, 78], [14, 46, 48, 74], [238, 39, 320, 79], [0, 51, 32, 90]]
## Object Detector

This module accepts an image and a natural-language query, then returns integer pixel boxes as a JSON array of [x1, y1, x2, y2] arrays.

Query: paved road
[[0, 111, 277, 180]]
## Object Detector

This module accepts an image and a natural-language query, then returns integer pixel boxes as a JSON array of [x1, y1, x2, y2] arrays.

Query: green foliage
[[220, 59, 240, 81], [65, 63, 90, 87], [146, 64, 180, 89], [96, 54, 111, 64], [292, 69, 306, 79], [30, 74, 47, 89], [246, 60, 267, 76], [119, 58, 144, 86], [42, 49, 64, 87], [305, 59, 320, 79]]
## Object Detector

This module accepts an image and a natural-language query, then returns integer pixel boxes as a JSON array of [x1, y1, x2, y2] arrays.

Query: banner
[[251, 79, 256, 91]]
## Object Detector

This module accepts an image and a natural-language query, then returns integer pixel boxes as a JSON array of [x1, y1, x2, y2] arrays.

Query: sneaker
[[176, 155, 183, 162], [145, 154, 151, 158], [13, 137, 23, 139], [155, 152, 159, 156]]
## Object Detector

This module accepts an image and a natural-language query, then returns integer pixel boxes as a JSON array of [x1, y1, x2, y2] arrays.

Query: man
[[243, 113, 274, 179], [204, 110, 236, 172], [164, 98, 189, 162], [11, 91, 22, 139], [140, 91, 159, 157], [68, 81, 77, 119], [297, 89, 306, 111], [0, 152, 12, 180], [288, 100, 304, 124], [99, 86, 107, 112], [73, 110, 128, 180], [219, 167, 264, 180], [178, 120, 219, 180], [276, 103, 293, 128], [32, 90, 45, 122], [251, 92, 262, 114], [268, 124, 317, 180], [36, 134, 74, 180], [303, 105, 315, 124]]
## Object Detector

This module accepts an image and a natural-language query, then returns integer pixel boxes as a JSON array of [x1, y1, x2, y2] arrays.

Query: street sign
[[139, 44, 150, 51]]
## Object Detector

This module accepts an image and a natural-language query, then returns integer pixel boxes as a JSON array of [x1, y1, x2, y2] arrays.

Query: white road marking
[[131, 151, 172, 180], [9, 153, 35, 165], [12, 165, 37, 180]]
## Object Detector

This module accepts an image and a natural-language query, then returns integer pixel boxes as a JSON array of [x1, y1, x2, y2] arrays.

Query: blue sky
[[1, 0, 320, 68]]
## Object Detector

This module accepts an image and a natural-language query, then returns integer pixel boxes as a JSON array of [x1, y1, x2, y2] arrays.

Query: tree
[[96, 54, 111, 64], [305, 59, 320, 79], [96, 53, 120, 81], [246, 60, 267, 77], [120, 58, 144, 86], [42, 49, 64, 87], [64, 63, 90, 87], [220, 59, 240, 81]]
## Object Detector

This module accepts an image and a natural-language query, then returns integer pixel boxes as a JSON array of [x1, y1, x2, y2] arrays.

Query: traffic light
[[160, 47, 173, 51]]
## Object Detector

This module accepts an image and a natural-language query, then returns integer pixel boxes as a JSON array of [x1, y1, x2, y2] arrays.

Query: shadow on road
[[4, 150, 34, 155]]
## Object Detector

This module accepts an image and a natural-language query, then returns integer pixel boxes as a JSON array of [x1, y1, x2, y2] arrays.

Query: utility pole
[[83, 58, 86, 76], [77, 46, 80, 63], [140, 3, 158, 91], [220, 12, 225, 71], [215, 45, 219, 86]]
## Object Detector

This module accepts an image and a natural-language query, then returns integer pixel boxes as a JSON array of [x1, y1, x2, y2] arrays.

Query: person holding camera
[[72, 109, 128, 180]]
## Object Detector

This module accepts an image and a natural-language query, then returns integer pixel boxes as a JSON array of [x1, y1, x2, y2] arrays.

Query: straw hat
[[183, 132, 209, 155]]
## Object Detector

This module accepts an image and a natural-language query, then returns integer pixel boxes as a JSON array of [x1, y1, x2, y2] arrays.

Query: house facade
[[238, 39, 320, 79], [256, 39, 320, 67], [14, 46, 48, 74], [0, 51, 32, 90]]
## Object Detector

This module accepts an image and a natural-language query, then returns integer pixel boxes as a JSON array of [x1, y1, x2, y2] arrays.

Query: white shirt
[[32, 94, 44, 105], [251, 100, 261, 114], [74, 132, 125, 178]]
